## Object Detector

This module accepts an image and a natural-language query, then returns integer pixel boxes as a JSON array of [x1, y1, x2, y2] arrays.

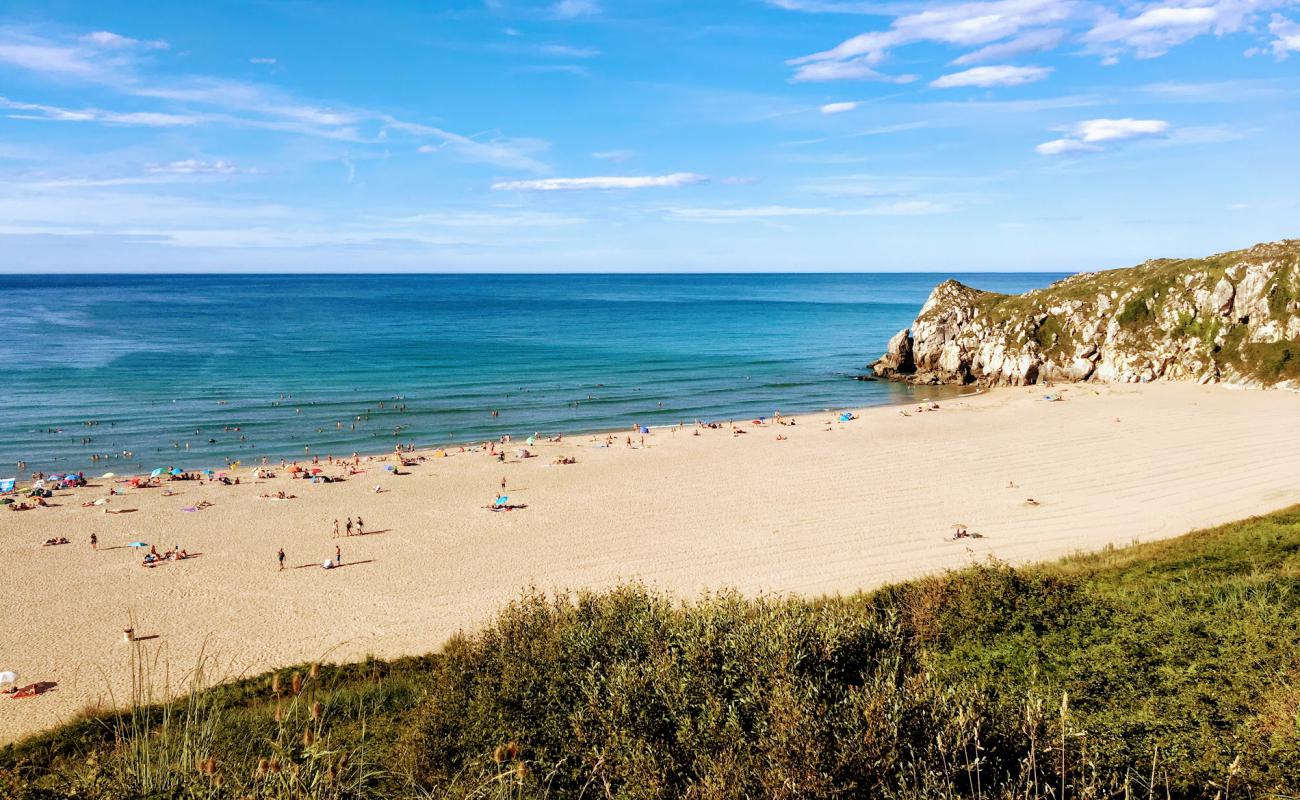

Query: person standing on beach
[[333, 519, 339, 538], [356, 516, 364, 535], [335, 544, 342, 565], [278, 548, 285, 571], [500, 476, 507, 493], [89, 533, 97, 550]]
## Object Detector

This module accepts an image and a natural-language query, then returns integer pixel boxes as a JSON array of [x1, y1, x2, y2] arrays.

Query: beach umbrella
[[0, 671, 16, 688], [202, 469, 215, 475], [128, 541, 148, 548], [170, 468, 183, 476], [495, 495, 508, 506], [149, 468, 163, 478], [310, 468, 321, 474], [385, 465, 394, 472], [101, 472, 116, 478]]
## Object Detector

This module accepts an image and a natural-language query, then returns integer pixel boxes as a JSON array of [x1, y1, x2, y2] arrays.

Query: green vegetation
[[912, 239, 1300, 385], [1170, 312, 1220, 346], [1115, 292, 1155, 328], [6, 508, 1300, 798]]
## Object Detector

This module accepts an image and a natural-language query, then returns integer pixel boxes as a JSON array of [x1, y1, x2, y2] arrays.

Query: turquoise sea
[[0, 273, 1063, 474]]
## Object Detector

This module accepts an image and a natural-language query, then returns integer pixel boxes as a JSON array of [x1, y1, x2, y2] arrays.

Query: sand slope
[[1, 382, 1297, 742]]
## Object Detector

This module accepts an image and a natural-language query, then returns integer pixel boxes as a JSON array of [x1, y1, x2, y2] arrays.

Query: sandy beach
[[1, 381, 1298, 743]]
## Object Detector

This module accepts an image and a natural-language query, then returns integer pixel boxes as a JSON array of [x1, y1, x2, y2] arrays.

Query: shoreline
[[5, 380, 969, 488], [1, 381, 1298, 744]]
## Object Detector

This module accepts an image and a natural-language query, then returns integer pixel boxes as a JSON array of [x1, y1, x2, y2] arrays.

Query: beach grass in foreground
[[3, 506, 1299, 799]]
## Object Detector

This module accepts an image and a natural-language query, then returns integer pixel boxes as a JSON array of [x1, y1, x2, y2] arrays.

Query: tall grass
[[4, 507, 1300, 798]]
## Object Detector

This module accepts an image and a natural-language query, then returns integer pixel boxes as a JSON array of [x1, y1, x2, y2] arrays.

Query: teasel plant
[[249, 661, 382, 799]]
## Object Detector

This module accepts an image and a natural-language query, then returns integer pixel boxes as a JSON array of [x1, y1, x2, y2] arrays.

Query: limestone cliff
[[871, 239, 1300, 388]]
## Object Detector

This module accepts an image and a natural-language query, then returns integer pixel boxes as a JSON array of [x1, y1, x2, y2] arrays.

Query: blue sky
[[0, 0, 1297, 272]]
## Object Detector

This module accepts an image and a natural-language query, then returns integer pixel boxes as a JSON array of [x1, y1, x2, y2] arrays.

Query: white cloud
[[591, 149, 636, 162], [538, 44, 600, 58], [792, 58, 918, 82], [403, 121, 550, 172], [81, 31, 167, 49], [0, 96, 202, 126], [789, 0, 1078, 81], [820, 101, 859, 113], [952, 28, 1066, 64], [551, 0, 602, 19], [1035, 138, 1100, 155], [493, 173, 708, 191], [0, 30, 552, 172], [1036, 117, 1170, 154], [249, 57, 277, 64], [1082, 0, 1283, 60], [1075, 117, 1170, 142], [766, 0, 900, 11], [147, 159, 241, 175], [931, 64, 1052, 87], [1268, 14, 1300, 57], [0, 39, 110, 79]]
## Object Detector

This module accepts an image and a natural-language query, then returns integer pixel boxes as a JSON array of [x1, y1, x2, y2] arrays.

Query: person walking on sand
[[356, 516, 364, 535], [345, 517, 353, 537], [278, 548, 286, 571], [500, 476, 507, 493], [90, 532, 97, 550], [333, 519, 339, 538]]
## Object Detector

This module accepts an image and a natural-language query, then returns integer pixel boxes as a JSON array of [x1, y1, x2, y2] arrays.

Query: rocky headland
[[872, 239, 1300, 388]]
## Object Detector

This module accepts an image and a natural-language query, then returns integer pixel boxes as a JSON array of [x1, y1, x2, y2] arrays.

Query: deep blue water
[[0, 273, 1064, 474]]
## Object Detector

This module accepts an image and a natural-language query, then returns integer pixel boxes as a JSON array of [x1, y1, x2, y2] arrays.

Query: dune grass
[[4, 506, 1300, 798]]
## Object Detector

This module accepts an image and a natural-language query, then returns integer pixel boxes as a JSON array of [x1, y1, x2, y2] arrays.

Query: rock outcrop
[[871, 239, 1300, 388]]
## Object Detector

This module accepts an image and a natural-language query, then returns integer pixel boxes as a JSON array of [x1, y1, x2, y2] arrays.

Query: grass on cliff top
[[949, 239, 1300, 323], [4, 506, 1300, 799]]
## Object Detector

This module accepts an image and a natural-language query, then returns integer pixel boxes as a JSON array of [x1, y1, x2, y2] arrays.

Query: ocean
[[0, 273, 1063, 474]]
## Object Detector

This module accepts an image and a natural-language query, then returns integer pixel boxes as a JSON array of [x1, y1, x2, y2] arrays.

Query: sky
[[0, 0, 1297, 272]]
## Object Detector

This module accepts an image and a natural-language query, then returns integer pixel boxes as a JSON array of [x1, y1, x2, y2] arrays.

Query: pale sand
[[1, 382, 1298, 743]]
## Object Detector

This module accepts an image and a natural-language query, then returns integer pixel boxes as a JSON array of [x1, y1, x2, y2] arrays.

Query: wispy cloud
[[788, 0, 1078, 82], [146, 159, 243, 175], [493, 173, 707, 191], [82, 31, 167, 49], [1082, 0, 1286, 62], [591, 149, 636, 162], [952, 28, 1065, 65], [551, 0, 602, 19], [249, 56, 277, 65], [765, 0, 905, 13], [0, 96, 202, 126], [931, 64, 1052, 87], [820, 101, 859, 113], [1036, 117, 1170, 154], [538, 44, 600, 58], [1267, 14, 1300, 58], [0, 28, 552, 172]]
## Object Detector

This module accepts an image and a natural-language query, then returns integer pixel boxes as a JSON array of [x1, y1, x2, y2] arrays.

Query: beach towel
[[0, 479, 14, 494]]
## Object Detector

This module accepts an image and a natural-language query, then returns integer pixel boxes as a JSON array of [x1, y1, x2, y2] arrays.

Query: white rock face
[[871, 240, 1300, 389]]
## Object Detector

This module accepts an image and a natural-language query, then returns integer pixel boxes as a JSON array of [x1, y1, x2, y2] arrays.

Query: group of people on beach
[[332, 517, 365, 537]]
